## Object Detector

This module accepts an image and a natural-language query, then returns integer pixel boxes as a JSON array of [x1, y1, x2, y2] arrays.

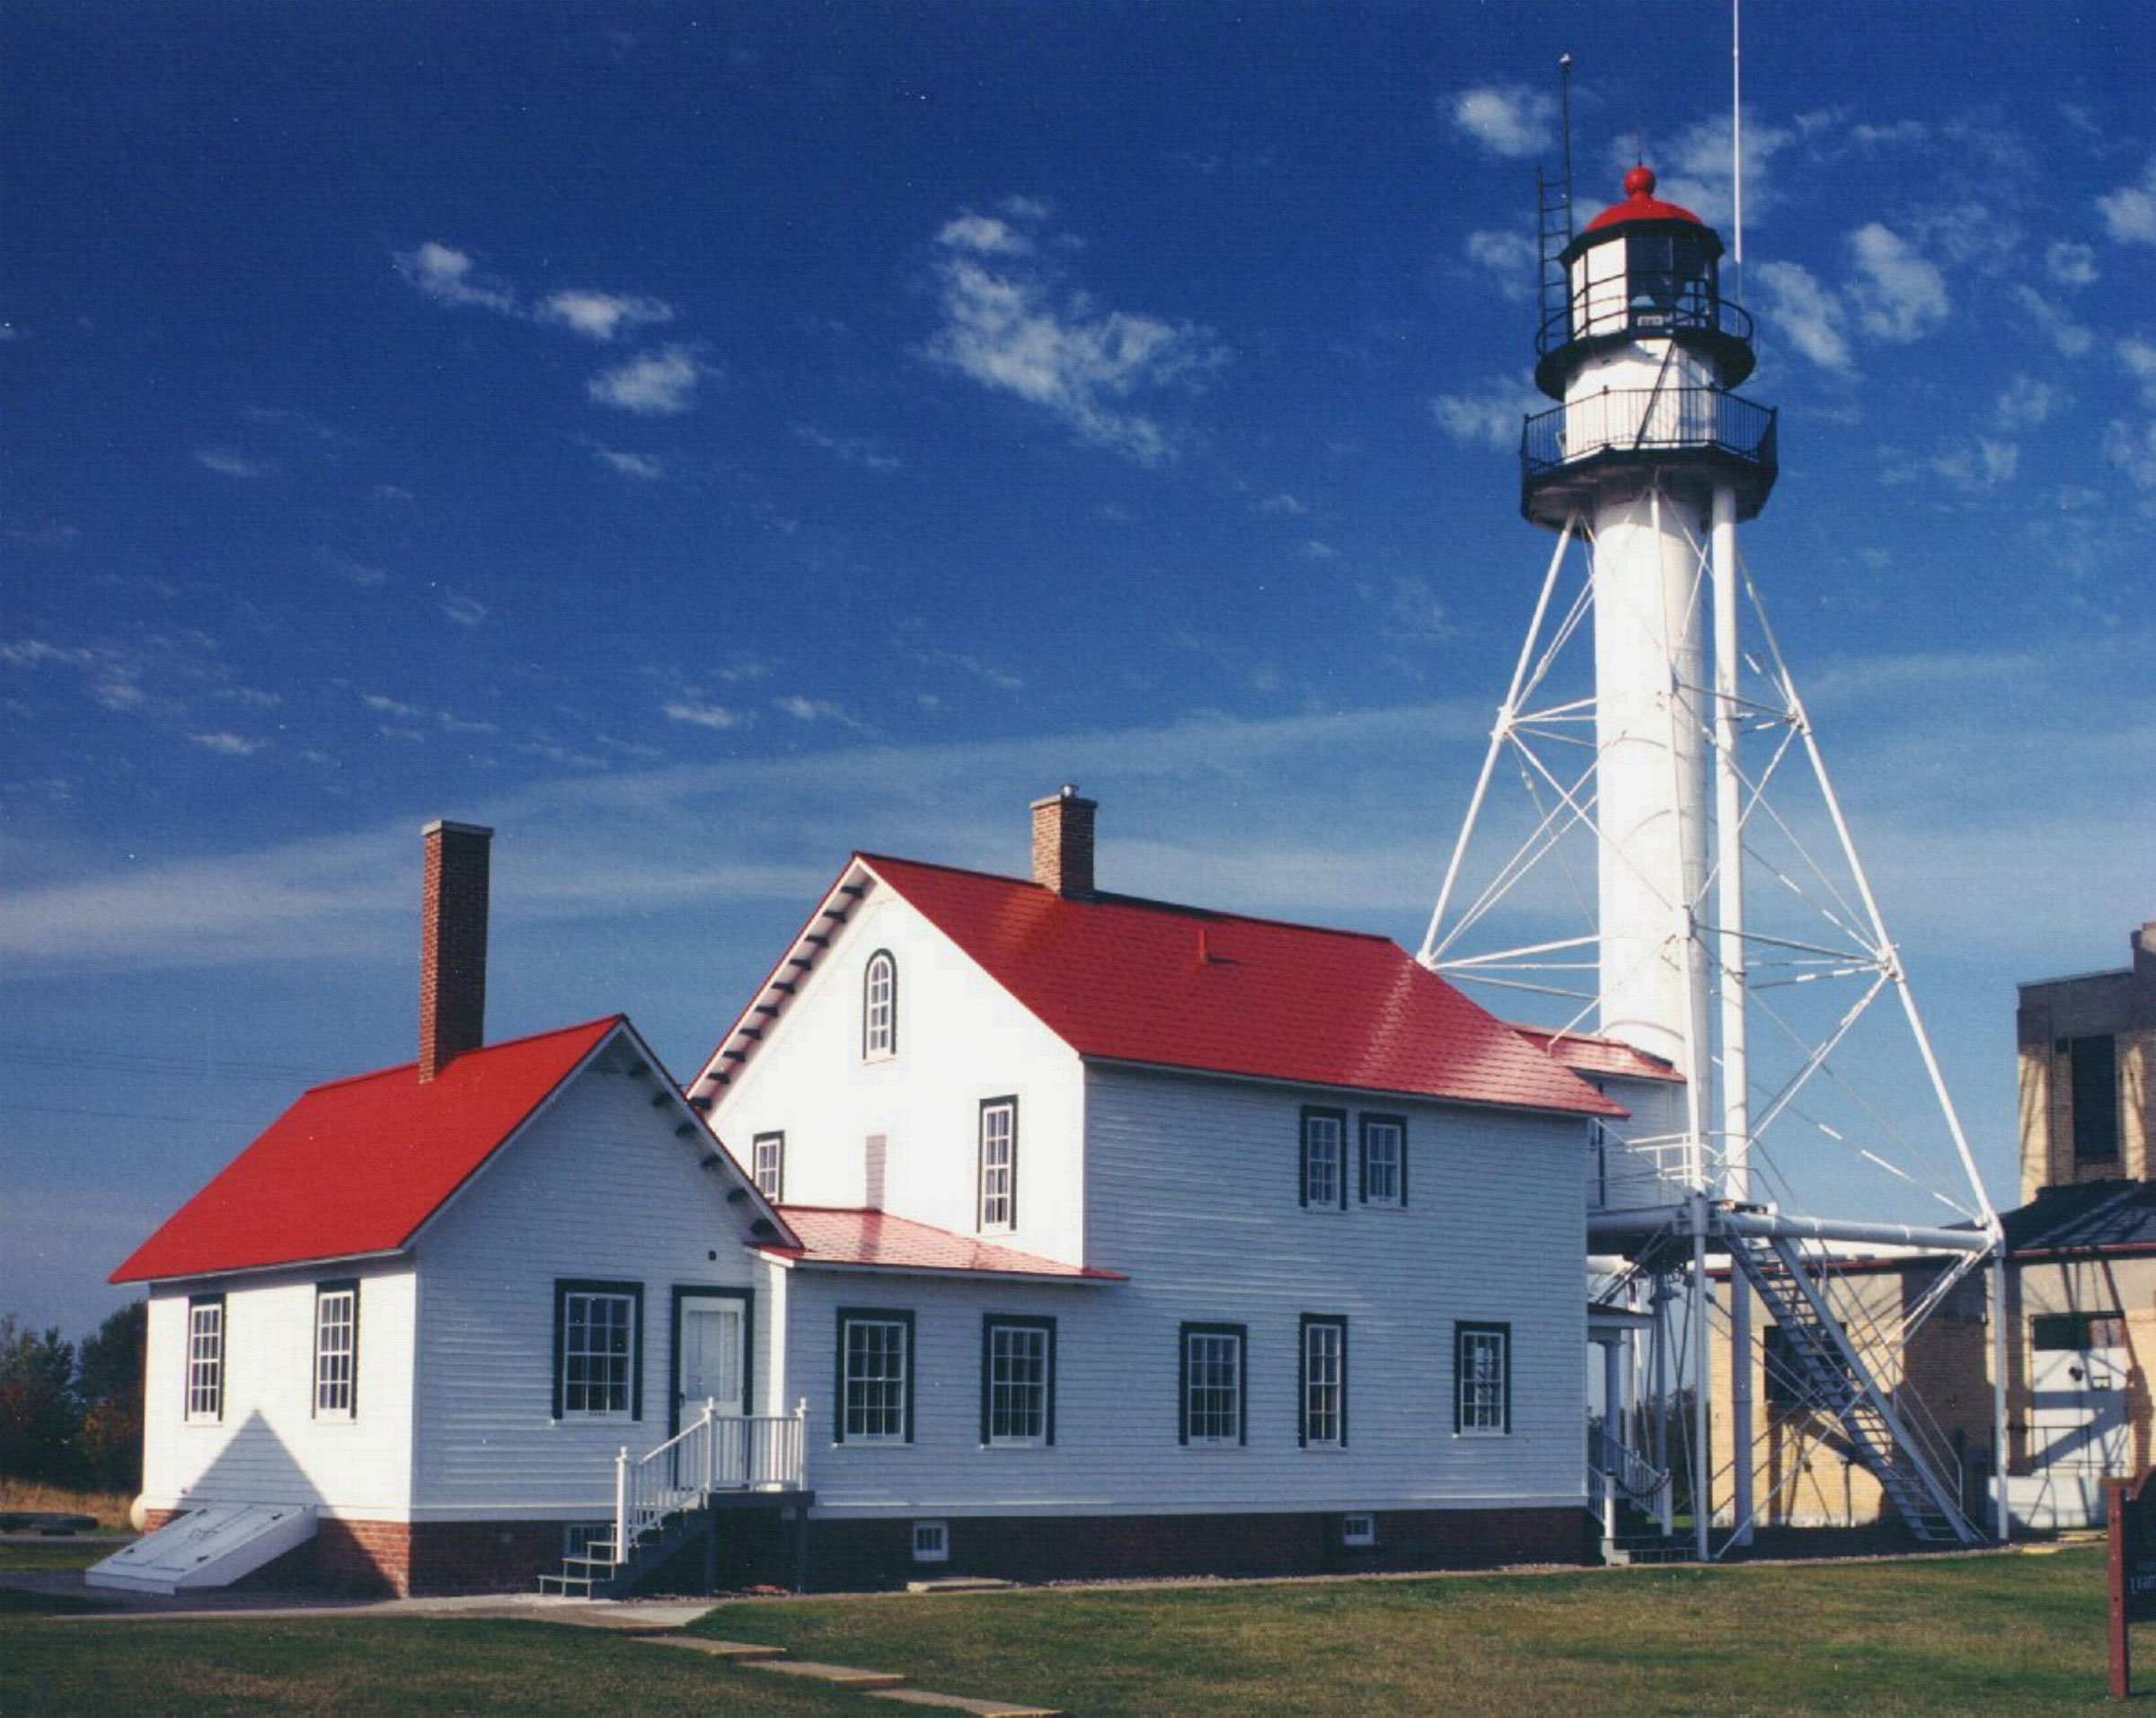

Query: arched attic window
[[862, 950, 897, 1060]]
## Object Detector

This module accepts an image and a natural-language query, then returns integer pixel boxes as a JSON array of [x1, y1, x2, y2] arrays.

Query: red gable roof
[[851, 856, 1619, 1117], [112, 1016, 623, 1284], [1515, 1027, 1685, 1086], [764, 1208, 1124, 1280]]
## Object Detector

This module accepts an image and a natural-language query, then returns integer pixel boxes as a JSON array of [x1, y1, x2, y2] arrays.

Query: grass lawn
[[0, 1546, 2116, 1714], [0, 1536, 125, 1573], [0, 1617, 868, 1716], [693, 1545, 2114, 1716]]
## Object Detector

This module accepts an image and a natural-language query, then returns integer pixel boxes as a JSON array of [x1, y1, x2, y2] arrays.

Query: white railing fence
[[614, 1399, 808, 1566], [1590, 1426, 1674, 1541]]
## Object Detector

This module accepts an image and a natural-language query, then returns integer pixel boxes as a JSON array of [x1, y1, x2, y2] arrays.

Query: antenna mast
[[1731, 0, 1745, 295]]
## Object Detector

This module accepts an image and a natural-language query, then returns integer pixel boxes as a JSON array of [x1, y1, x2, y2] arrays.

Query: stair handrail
[[615, 1398, 720, 1565]]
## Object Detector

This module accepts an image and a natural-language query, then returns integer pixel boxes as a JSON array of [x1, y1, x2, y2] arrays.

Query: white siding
[[140, 1261, 417, 1519], [713, 884, 1089, 1263], [407, 1053, 760, 1519], [782, 1065, 1589, 1519]]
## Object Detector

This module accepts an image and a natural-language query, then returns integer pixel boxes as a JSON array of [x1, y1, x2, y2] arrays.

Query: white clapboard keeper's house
[[684, 787, 1623, 1588], [99, 822, 804, 1597]]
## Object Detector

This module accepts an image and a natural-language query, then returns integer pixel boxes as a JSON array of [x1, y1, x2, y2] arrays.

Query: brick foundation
[[140, 1510, 585, 1597], [804, 1506, 1590, 1591]]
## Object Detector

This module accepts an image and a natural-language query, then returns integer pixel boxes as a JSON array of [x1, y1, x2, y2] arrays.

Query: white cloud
[[437, 590, 487, 627], [1993, 376, 2063, 431], [937, 215, 1032, 256], [361, 692, 423, 720], [2046, 241, 2099, 287], [188, 731, 263, 757], [2107, 419, 2156, 489], [2097, 160, 2156, 246], [593, 446, 665, 480], [2010, 284, 2095, 358], [664, 699, 749, 731], [588, 344, 704, 414], [393, 241, 516, 313], [1845, 224, 1948, 342], [1644, 112, 1795, 230], [1430, 381, 1535, 450], [775, 695, 844, 722], [1448, 86, 1554, 159], [1927, 438, 2019, 492], [791, 423, 900, 472], [1754, 261, 1853, 373], [195, 447, 271, 479], [1296, 538, 1340, 562], [540, 289, 675, 341], [1464, 229, 1537, 300], [2118, 336, 2156, 403], [926, 213, 1223, 465], [319, 548, 390, 589]]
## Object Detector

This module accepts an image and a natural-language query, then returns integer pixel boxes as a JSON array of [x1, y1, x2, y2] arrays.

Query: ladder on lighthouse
[[1727, 1233, 1979, 1545]]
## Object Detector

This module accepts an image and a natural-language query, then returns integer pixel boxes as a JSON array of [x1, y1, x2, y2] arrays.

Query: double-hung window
[[753, 1131, 785, 1202], [1455, 1321, 1511, 1436], [1300, 1315, 1347, 1447], [836, 1308, 914, 1443], [1359, 1114, 1406, 1206], [978, 1097, 1017, 1231], [1180, 1323, 1246, 1446], [1300, 1106, 1347, 1209], [554, 1280, 643, 1418], [185, 1294, 225, 1422], [981, 1315, 1055, 1447], [863, 951, 897, 1059], [313, 1280, 358, 1419]]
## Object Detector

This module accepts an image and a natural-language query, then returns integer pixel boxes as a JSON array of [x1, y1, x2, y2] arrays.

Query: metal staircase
[[540, 1507, 716, 1600], [1726, 1231, 1979, 1545]]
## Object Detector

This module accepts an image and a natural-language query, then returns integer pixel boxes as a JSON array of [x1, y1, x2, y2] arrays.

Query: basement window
[[912, 1521, 950, 1563], [1341, 1513, 1376, 1548]]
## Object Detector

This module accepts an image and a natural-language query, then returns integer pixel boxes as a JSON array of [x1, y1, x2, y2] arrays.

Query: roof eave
[[110, 1245, 413, 1289], [753, 1249, 1126, 1285], [1080, 1053, 1625, 1120]]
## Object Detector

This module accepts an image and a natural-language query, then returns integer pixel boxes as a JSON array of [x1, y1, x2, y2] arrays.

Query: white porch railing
[[1590, 1430, 1673, 1541], [614, 1399, 807, 1567]]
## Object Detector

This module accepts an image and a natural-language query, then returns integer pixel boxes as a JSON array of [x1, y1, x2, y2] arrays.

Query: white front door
[[678, 1298, 746, 1424]]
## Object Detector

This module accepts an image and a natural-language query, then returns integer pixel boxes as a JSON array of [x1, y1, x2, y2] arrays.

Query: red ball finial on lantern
[[1622, 164, 1657, 199]]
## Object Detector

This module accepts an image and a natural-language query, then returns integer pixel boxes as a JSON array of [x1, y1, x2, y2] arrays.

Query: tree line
[[0, 1303, 146, 1492]]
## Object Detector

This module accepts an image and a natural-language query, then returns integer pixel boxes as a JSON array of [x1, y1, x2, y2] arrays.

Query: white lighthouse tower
[[1423, 151, 2003, 1561]]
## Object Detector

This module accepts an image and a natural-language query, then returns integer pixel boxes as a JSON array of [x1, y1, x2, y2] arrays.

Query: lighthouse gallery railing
[[1520, 386, 1777, 485]]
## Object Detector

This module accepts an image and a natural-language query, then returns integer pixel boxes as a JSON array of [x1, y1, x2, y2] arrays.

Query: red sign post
[[2109, 1471, 2156, 1699]]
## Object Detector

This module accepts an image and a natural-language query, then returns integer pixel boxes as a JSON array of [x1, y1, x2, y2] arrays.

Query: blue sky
[[4, 2, 2152, 1333]]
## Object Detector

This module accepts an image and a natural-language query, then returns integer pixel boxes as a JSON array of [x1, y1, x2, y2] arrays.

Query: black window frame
[[835, 1306, 915, 1445], [752, 1130, 786, 1203], [1179, 1321, 1248, 1447], [977, 1094, 1019, 1231], [1299, 1314, 1348, 1448], [862, 949, 899, 1059], [184, 1292, 226, 1423], [979, 1314, 1056, 1447], [1454, 1319, 1512, 1436], [552, 1278, 645, 1421], [312, 1278, 360, 1421], [1358, 1112, 1408, 1207], [1299, 1105, 1348, 1210]]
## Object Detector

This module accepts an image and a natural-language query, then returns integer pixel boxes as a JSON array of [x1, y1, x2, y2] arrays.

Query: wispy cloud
[[2046, 241, 2099, 287], [318, 547, 391, 589], [1993, 375, 2064, 431], [393, 241, 516, 312], [1845, 224, 1948, 341], [664, 699, 751, 731], [1429, 380, 1534, 450], [188, 731, 264, 757], [195, 447, 272, 479], [2097, 159, 2156, 246], [937, 214, 1033, 256], [539, 289, 674, 341], [791, 423, 900, 472], [2010, 283, 2095, 358], [1447, 86, 1553, 159], [1464, 228, 1537, 300], [437, 589, 487, 627], [1643, 111, 1795, 229], [588, 344, 705, 414], [925, 204, 1224, 465], [590, 445, 665, 480], [1754, 261, 1853, 373]]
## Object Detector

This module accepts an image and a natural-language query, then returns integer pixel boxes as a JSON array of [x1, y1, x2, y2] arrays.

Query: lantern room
[[1533, 166, 1757, 400]]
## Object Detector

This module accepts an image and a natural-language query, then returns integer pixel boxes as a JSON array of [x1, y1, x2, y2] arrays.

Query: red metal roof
[[111, 1017, 623, 1283], [1583, 164, 1706, 234], [854, 855, 1620, 1117], [763, 1207, 1125, 1280], [1514, 1027, 1685, 1085]]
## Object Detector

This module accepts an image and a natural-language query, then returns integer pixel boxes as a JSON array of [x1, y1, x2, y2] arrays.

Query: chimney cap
[[1029, 784, 1094, 810], [422, 819, 495, 840]]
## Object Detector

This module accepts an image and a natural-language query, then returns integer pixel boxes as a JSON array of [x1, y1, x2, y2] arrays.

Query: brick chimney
[[1030, 785, 1096, 899], [419, 819, 492, 1081]]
